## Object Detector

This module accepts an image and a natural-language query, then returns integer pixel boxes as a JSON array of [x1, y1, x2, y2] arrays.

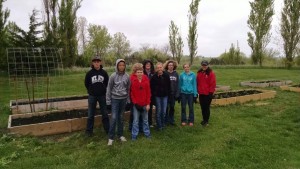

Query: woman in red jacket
[[196, 60, 216, 126], [130, 63, 151, 140]]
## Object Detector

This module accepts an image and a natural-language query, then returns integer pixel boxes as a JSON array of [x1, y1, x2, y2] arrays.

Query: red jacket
[[130, 74, 151, 106], [196, 70, 216, 95]]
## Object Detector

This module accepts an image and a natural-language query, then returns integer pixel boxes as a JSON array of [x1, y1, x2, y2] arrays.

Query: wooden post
[[25, 79, 33, 113]]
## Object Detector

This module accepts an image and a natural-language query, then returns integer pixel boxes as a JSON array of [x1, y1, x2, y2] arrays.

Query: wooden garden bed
[[240, 80, 292, 88], [211, 89, 276, 106], [8, 108, 130, 136], [280, 84, 300, 93], [10, 95, 88, 114], [215, 85, 231, 92]]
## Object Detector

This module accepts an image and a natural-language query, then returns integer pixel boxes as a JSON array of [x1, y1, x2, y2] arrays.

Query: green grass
[[0, 68, 300, 169]]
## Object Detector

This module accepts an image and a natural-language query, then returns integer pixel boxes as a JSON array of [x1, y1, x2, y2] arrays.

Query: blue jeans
[[132, 105, 151, 139], [181, 93, 194, 123], [86, 95, 110, 134], [155, 96, 168, 129], [166, 95, 176, 124], [108, 98, 127, 140]]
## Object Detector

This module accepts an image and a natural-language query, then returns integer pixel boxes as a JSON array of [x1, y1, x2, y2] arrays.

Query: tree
[[280, 0, 300, 69], [77, 16, 88, 55], [169, 20, 184, 64], [86, 24, 111, 57], [110, 32, 131, 59], [42, 0, 59, 47], [0, 0, 10, 70], [247, 0, 274, 66], [58, 0, 82, 67], [187, 0, 200, 65]]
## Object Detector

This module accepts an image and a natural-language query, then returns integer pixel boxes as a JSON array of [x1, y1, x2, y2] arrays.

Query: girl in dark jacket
[[196, 60, 216, 126], [150, 62, 171, 130]]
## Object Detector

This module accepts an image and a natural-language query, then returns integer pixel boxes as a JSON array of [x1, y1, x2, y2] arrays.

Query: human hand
[[193, 96, 198, 103]]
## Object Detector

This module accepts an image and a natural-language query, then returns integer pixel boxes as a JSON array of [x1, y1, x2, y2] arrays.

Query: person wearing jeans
[[85, 55, 110, 136], [130, 63, 151, 140], [163, 60, 180, 125], [150, 62, 171, 130], [106, 59, 130, 145], [196, 60, 216, 126], [179, 63, 198, 126]]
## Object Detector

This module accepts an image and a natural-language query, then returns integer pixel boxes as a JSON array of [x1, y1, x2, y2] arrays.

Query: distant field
[[0, 68, 299, 168]]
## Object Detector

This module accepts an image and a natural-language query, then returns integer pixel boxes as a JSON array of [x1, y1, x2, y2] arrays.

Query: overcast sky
[[4, 0, 283, 57]]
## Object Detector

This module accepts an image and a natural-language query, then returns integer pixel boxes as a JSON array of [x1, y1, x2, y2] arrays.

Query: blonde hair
[[131, 63, 143, 74]]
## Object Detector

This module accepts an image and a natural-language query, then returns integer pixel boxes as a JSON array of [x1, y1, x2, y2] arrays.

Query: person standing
[[106, 59, 130, 146], [179, 63, 198, 126], [196, 60, 216, 126], [130, 63, 151, 140], [84, 55, 110, 137], [151, 62, 171, 131], [142, 59, 155, 127], [164, 60, 180, 125]]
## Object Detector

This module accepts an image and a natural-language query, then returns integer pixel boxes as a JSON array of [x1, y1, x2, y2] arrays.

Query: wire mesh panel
[[7, 48, 65, 112]]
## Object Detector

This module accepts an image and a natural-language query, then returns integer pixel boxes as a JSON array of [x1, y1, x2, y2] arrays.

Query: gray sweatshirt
[[106, 59, 131, 105]]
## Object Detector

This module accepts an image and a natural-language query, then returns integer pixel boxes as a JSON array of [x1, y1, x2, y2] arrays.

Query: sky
[[3, 0, 283, 57]]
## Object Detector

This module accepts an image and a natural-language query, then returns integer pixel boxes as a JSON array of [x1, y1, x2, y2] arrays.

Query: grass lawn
[[0, 67, 300, 169]]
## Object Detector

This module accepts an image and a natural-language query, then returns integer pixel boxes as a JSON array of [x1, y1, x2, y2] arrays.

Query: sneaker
[[120, 136, 127, 142], [150, 125, 154, 128], [107, 139, 113, 146], [146, 135, 152, 139], [132, 137, 137, 141], [181, 122, 187, 126], [203, 122, 209, 127], [189, 123, 194, 126], [200, 121, 205, 125]]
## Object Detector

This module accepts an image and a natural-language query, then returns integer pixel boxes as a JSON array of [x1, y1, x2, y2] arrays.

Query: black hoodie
[[85, 66, 109, 96]]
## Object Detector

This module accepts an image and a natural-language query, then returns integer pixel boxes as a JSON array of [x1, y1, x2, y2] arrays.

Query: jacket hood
[[142, 59, 155, 74], [115, 59, 126, 73]]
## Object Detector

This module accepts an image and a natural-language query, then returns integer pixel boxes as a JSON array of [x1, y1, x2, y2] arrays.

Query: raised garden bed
[[280, 84, 300, 93], [215, 85, 231, 92], [8, 108, 130, 136], [10, 95, 88, 114], [211, 89, 276, 106], [240, 80, 292, 88]]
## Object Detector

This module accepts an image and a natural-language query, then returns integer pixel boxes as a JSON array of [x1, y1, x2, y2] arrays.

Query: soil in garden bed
[[11, 104, 131, 127], [213, 90, 262, 99], [291, 84, 300, 87]]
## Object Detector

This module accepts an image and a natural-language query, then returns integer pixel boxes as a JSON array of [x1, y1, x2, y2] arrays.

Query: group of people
[[84, 56, 216, 146]]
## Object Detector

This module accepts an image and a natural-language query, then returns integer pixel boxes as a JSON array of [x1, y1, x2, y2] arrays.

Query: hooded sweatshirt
[[179, 71, 198, 97], [165, 70, 180, 98], [106, 59, 131, 105], [85, 65, 109, 96]]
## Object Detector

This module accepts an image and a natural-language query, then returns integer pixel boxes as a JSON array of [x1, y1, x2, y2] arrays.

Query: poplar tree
[[187, 0, 200, 65], [247, 0, 274, 66], [280, 0, 300, 69], [169, 20, 183, 64]]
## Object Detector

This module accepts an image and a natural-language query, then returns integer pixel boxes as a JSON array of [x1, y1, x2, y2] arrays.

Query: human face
[[167, 62, 174, 71], [92, 60, 101, 70], [156, 64, 163, 75], [183, 64, 190, 73], [136, 70, 144, 79], [145, 63, 151, 70], [201, 64, 208, 70], [118, 61, 126, 72]]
